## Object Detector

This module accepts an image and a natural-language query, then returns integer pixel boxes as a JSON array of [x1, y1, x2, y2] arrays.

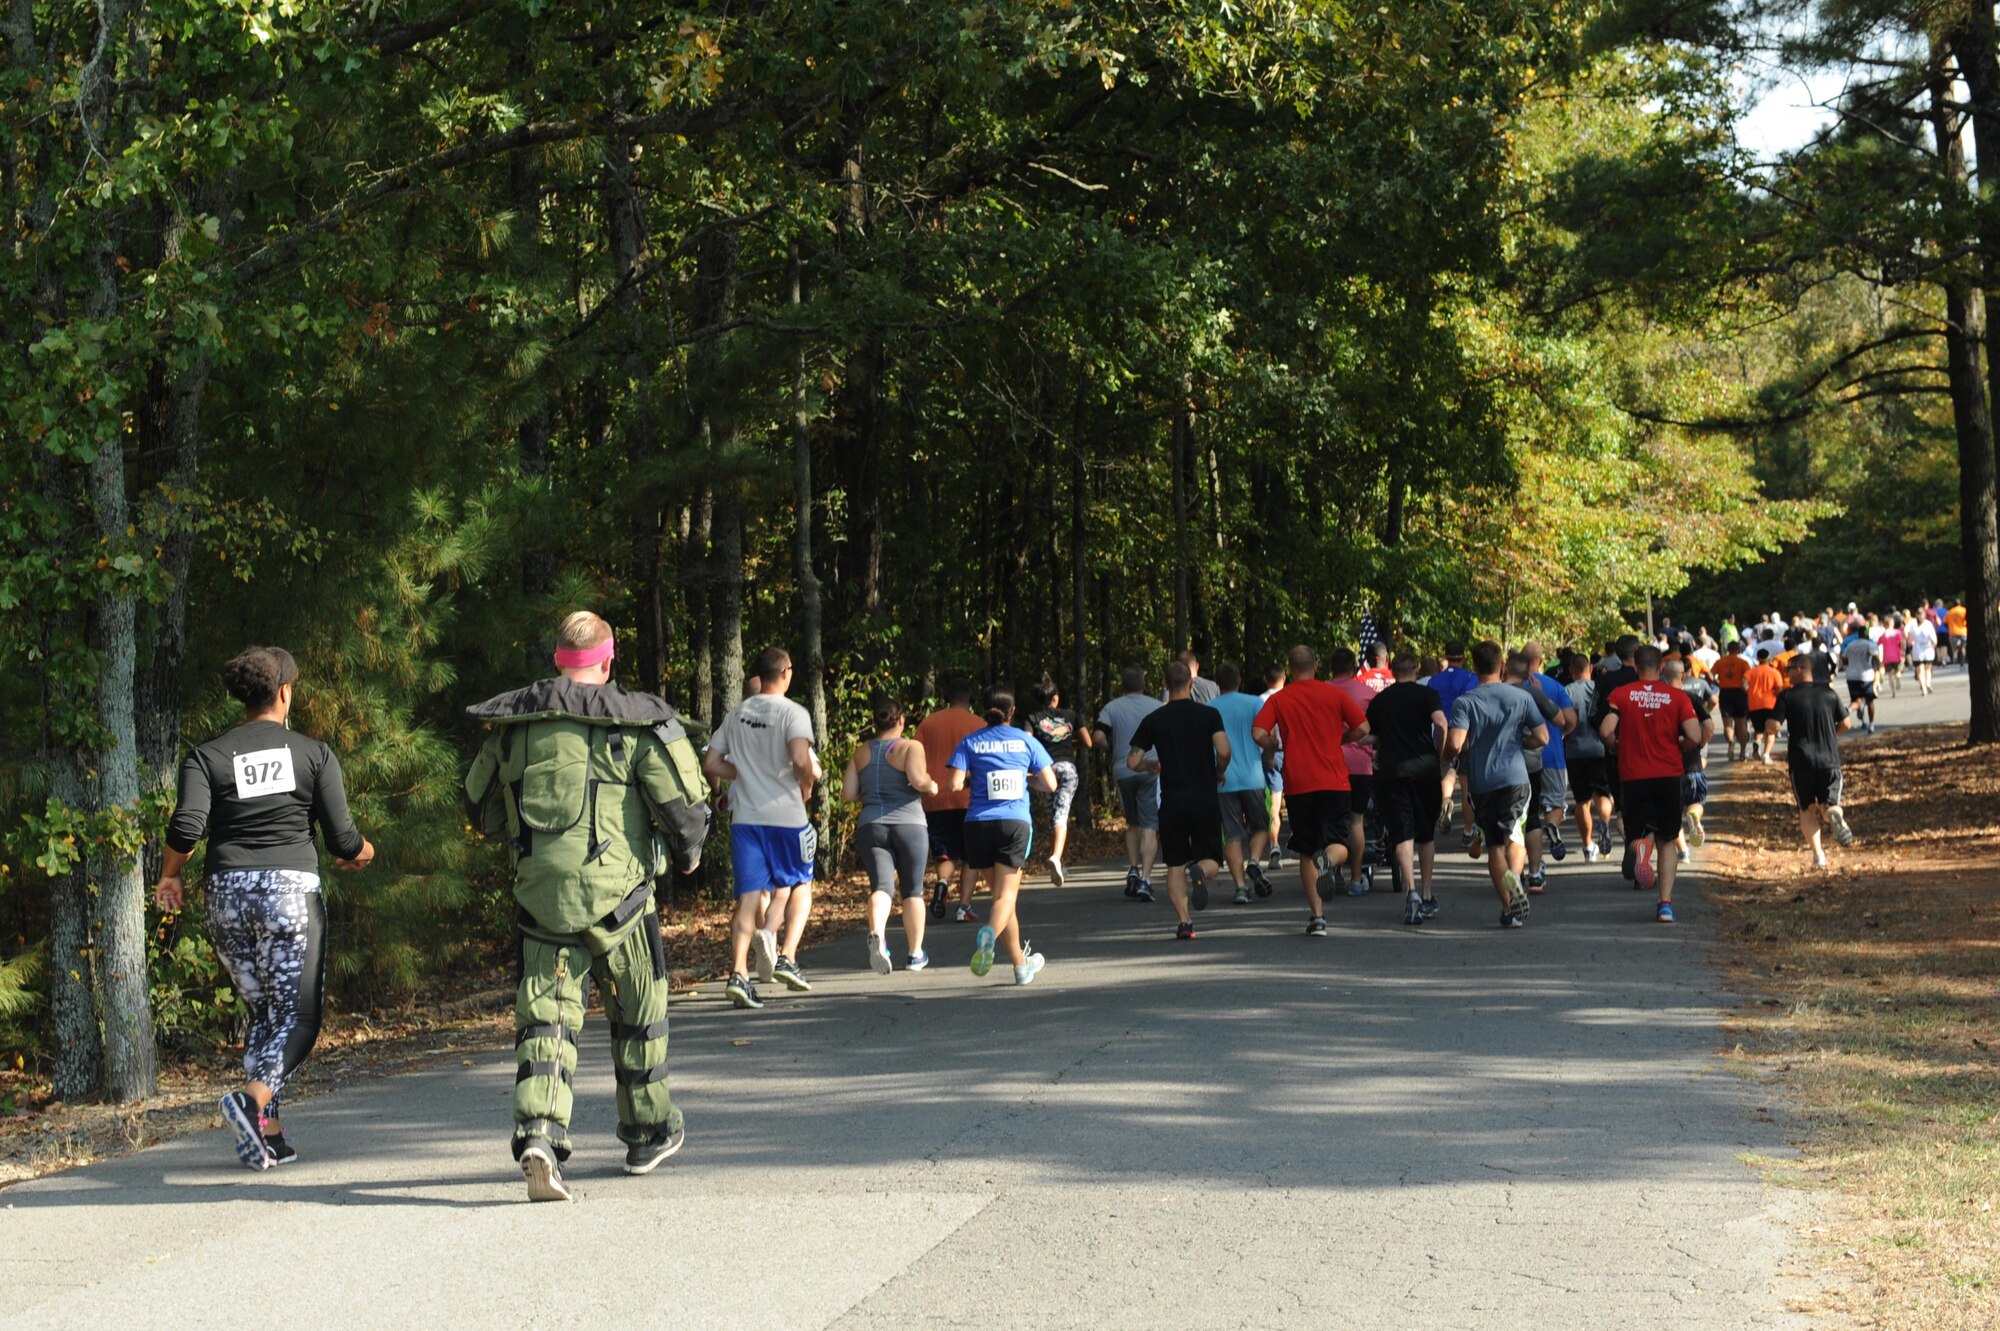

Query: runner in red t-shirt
[[1253, 645, 1369, 937], [1600, 645, 1702, 922]]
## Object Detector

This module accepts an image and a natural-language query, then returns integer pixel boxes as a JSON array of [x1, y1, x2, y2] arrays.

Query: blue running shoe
[[1655, 901, 1677, 924], [970, 925, 997, 977], [1420, 896, 1440, 920]]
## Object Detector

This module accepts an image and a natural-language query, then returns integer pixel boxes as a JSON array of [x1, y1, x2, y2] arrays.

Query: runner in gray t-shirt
[[1094, 667, 1163, 897], [1441, 641, 1548, 928]]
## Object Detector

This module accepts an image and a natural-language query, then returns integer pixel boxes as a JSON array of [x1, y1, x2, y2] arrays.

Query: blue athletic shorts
[[730, 823, 817, 896]]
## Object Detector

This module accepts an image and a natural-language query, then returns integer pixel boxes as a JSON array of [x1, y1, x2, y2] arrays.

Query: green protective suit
[[464, 678, 711, 1158]]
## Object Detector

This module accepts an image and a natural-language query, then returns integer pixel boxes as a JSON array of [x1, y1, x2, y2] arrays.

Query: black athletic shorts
[[962, 818, 1031, 870], [1748, 708, 1776, 732], [1286, 789, 1353, 856], [1527, 768, 1545, 816], [1620, 776, 1684, 842], [1375, 773, 1442, 847], [1471, 784, 1532, 846], [1718, 687, 1749, 719], [1789, 763, 1844, 810], [1348, 773, 1374, 815], [1569, 756, 1613, 800], [925, 809, 967, 862], [1846, 680, 1877, 702], [1159, 794, 1225, 867]]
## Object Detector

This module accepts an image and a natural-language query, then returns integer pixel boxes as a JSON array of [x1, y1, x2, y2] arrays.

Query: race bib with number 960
[[233, 747, 298, 798], [984, 769, 1025, 802]]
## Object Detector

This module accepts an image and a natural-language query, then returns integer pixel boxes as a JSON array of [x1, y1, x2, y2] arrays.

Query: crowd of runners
[[150, 599, 1964, 1198]]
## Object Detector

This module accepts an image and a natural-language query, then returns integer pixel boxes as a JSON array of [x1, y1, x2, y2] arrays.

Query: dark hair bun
[[222, 647, 293, 709]]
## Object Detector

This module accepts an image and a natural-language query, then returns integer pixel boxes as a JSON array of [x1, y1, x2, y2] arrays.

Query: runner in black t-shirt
[[1775, 655, 1854, 868], [1365, 652, 1446, 926], [1127, 661, 1228, 940]]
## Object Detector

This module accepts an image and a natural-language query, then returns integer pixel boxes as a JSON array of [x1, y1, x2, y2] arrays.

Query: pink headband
[[555, 638, 615, 670]]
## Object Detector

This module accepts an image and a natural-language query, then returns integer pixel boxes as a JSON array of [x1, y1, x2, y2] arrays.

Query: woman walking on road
[[843, 692, 937, 974], [154, 647, 375, 1170], [948, 688, 1059, 985], [1026, 674, 1091, 885]]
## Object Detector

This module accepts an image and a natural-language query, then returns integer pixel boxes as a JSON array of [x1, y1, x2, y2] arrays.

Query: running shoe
[[1465, 828, 1484, 860], [1176, 921, 1197, 941], [1267, 846, 1283, 871], [1403, 895, 1425, 927], [520, 1136, 572, 1203], [970, 924, 997, 977], [1583, 844, 1602, 864], [1049, 858, 1067, 887], [624, 1124, 686, 1176], [1014, 952, 1046, 985], [1305, 915, 1328, 937], [1827, 807, 1856, 847], [1419, 896, 1440, 920], [726, 971, 763, 1009], [1634, 843, 1656, 892], [1501, 871, 1529, 918], [1655, 901, 1677, 924], [752, 927, 778, 983], [1350, 865, 1372, 897], [906, 949, 930, 972], [1124, 867, 1144, 898], [220, 1091, 272, 1171], [1188, 862, 1210, 912], [953, 903, 980, 923], [1544, 823, 1568, 861], [1621, 842, 1637, 884], [1499, 910, 1526, 929], [1596, 823, 1614, 855], [1232, 886, 1252, 906], [773, 957, 812, 992], [1247, 861, 1274, 898], [1436, 803, 1456, 839], [867, 933, 892, 975], [1525, 868, 1546, 896], [929, 881, 949, 920], [1133, 883, 1155, 903], [263, 1133, 298, 1166], [1312, 847, 1337, 879]]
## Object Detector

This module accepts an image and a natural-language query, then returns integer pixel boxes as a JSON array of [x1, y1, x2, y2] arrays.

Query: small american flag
[[1358, 610, 1381, 656]]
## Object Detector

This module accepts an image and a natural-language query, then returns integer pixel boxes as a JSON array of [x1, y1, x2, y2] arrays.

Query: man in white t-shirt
[[1840, 629, 1882, 733], [705, 647, 818, 1008], [1907, 616, 1939, 695]]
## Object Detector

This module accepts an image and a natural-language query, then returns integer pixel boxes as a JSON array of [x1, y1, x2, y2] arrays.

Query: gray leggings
[[855, 820, 928, 899]]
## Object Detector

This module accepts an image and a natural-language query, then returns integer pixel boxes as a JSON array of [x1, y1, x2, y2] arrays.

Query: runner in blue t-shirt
[[948, 688, 1057, 986], [1427, 641, 1480, 847], [1524, 643, 1577, 885], [1210, 662, 1275, 904]]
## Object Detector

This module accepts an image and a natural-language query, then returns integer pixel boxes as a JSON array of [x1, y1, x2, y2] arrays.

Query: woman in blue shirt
[[948, 688, 1058, 985]]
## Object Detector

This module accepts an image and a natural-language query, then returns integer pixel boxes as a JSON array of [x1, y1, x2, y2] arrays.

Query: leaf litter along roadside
[[1705, 723, 2000, 1330], [0, 814, 1128, 1187]]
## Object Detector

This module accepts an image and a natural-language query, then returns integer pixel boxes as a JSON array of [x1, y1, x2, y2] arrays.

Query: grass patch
[[1706, 723, 2000, 1329]]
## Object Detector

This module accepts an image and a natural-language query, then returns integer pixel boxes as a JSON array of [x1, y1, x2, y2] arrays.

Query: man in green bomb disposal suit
[[465, 611, 712, 1202]]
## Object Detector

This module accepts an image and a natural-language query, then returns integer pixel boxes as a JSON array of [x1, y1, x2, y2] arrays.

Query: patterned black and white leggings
[[206, 870, 327, 1097]]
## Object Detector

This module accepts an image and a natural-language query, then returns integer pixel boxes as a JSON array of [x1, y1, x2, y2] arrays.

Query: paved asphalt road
[[1, 668, 1971, 1330]]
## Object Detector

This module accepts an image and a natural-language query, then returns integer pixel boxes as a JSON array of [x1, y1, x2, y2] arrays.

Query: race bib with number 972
[[233, 747, 298, 798], [984, 769, 1025, 802]]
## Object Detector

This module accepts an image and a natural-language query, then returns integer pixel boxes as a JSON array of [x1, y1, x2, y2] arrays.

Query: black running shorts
[[1471, 784, 1532, 847], [1748, 708, 1776, 732], [1375, 773, 1442, 847], [1789, 763, 1844, 810], [1620, 776, 1684, 842], [1285, 789, 1352, 856], [962, 818, 1031, 870], [1569, 756, 1614, 800], [1348, 773, 1374, 814], [1718, 687, 1749, 719], [1159, 794, 1225, 866], [925, 809, 967, 862], [1846, 680, 1876, 702]]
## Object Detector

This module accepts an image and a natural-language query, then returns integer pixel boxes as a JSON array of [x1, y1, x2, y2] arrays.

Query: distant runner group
[[152, 599, 1953, 1198]]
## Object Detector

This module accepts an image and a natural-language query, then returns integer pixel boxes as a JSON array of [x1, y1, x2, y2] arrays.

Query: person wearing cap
[[155, 646, 377, 1171], [465, 611, 712, 1201]]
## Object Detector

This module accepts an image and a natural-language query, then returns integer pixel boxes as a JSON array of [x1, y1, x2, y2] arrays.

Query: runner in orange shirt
[[915, 676, 987, 921], [1709, 641, 1753, 760], [1744, 653, 1785, 764], [1947, 601, 1969, 665]]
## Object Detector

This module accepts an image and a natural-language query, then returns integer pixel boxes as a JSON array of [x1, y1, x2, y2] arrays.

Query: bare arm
[[1430, 710, 1449, 765], [702, 746, 738, 786], [1033, 765, 1059, 793], [1253, 725, 1279, 754], [902, 741, 939, 796], [1523, 723, 1549, 752], [1212, 729, 1231, 786], [948, 765, 969, 793], [841, 747, 864, 803], [154, 846, 194, 912], [789, 736, 817, 801], [1342, 721, 1370, 744], [1441, 726, 1468, 766], [1680, 717, 1704, 749]]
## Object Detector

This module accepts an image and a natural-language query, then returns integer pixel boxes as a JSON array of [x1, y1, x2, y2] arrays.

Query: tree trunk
[[1070, 411, 1092, 827], [1170, 375, 1193, 653], [684, 487, 713, 725], [792, 243, 831, 865], [1940, 26, 2000, 741], [46, 712, 102, 1100], [511, 140, 555, 628], [605, 131, 667, 694], [711, 494, 745, 722]]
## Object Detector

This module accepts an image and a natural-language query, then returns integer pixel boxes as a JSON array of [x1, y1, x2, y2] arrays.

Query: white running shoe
[[1048, 858, 1067, 887], [866, 933, 891, 975], [1014, 952, 1046, 986], [1583, 844, 1602, 864], [752, 927, 778, 983]]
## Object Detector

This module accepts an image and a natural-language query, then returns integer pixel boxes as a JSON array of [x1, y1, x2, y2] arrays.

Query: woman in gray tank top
[[842, 692, 938, 975]]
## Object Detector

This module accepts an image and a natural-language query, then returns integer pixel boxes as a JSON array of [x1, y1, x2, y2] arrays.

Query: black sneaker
[[220, 1091, 272, 1171], [520, 1135, 573, 1202], [773, 957, 812, 992], [1176, 921, 1197, 941], [725, 971, 763, 1009], [1621, 842, 1637, 884], [1124, 867, 1144, 898], [1545, 823, 1568, 861], [624, 1123, 686, 1176], [1403, 895, 1426, 926], [1232, 886, 1252, 905], [1305, 915, 1328, 937], [1419, 896, 1440, 920], [1247, 862, 1274, 898], [263, 1133, 298, 1166], [1188, 862, 1210, 912], [1499, 910, 1526, 929], [1133, 882, 1155, 903]]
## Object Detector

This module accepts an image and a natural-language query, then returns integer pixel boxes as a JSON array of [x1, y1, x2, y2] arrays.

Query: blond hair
[[558, 611, 613, 651]]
